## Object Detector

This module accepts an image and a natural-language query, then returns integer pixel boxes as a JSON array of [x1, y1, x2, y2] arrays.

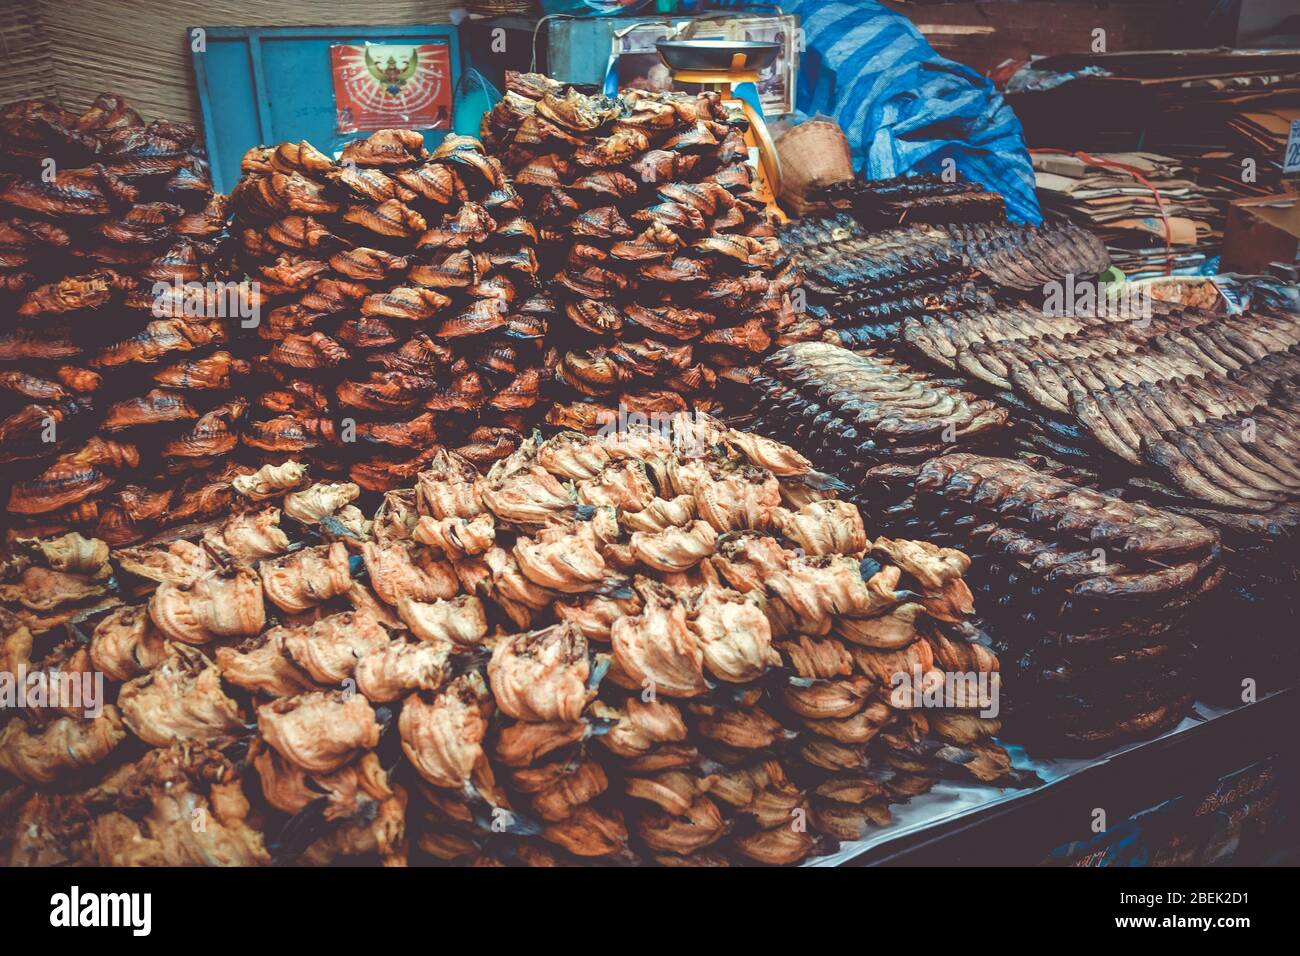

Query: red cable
[[1031, 147, 1175, 276]]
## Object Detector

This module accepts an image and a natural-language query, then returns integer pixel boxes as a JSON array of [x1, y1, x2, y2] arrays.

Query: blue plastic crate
[[191, 25, 461, 193]]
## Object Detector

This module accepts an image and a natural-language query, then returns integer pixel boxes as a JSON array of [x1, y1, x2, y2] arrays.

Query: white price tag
[[1285, 119, 1300, 174]]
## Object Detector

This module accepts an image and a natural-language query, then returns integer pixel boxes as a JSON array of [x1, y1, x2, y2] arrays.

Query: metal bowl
[[655, 39, 781, 73]]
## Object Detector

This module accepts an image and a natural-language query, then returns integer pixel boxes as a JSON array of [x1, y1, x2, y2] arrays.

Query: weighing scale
[[655, 39, 783, 211]]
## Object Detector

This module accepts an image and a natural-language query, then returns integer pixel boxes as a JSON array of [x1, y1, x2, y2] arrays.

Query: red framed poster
[[330, 42, 452, 134]]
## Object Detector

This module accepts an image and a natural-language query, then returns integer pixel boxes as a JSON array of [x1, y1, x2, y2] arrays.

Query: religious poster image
[[330, 42, 452, 134]]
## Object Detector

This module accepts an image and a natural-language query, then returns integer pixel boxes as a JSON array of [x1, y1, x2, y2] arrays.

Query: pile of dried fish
[[728, 341, 1244, 748], [481, 72, 808, 430], [1, 416, 1024, 866], [0, 531, 119, 637], [778, 208, 1108, 349], [766, 182, 1295, 744], [739, 342, 1012, 494], [900, 294, 1300, 695], [0, 461, 393, 865], [378, 416, 1018, 863], [779, 213, 982, 349], [2, 743, 269, 866], [902, 298, 1300, 525], [228, 130, 544, 490], [814, 175, 1007, 227], [858, 453, 1223, 750], [0, 94, 244, 544]]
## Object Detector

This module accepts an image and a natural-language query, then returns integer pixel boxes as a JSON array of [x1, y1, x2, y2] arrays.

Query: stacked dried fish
[[785, 178, 1092, 348], [779, 213, 982, 349], [780, 193, 1107, 356], [758, 532, 1016, 854], [0, 461, 410, 866], [904, 299, 1300, 519], [201, 479, 406, 865], [900, 296, 1300, 697], [730, 341, 1241, 750], [778, 208, 1108, 350], [858, 453, 1223, 751], [952, 220, 1111, 293], [0, 531, 119, 638], [740, 342, 1012, 495], [806, 176, 1107, 294], [1, 419, 1021, 866], [481, 72, 804, 430], [404, 416, 1020, 864], [228, 130, 544, 490], [815, 175, 1007, 227], [0, 94, 244, 545], [0, 529, 123, 807], [777, 176, 1105, 355]]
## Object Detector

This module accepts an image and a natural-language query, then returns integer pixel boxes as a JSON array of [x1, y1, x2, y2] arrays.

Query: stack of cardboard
[[1009, 50, 1300, 216], [1223, 192, 1300, 274], [1031, 150, 1226, 278], [1225, 106, 1300, 188]]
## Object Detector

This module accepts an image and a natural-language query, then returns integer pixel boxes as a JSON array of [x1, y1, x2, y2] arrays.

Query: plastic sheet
[[788, 0, 1042, 224]]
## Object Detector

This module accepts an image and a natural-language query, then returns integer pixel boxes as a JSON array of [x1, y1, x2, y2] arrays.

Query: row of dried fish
[[791, 191, 1107, 297], [724, 339, 1228, 750], [777, 206, 1109, 350], [780, 183, 1297, 737], [857, 453, 1224, 750], [835, 188, 1300, 715], [1, 416, 1025, 866], [1, 94, 243, 546], [482, 72, 812, 429], [943, 220, 1111, 293], [739, 342, 1012, 491], [813, 175, 1007, 227], [906, 293, 1300, 697], [902, 297, 1300, 525], [228, 131, 547, 489]]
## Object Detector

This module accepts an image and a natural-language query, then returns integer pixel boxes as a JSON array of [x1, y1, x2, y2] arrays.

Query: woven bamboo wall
[[1, 0, 455, 122], [0, 0, 57, 106]]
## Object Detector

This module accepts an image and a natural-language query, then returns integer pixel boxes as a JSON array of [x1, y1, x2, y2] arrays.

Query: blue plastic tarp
[[790, 0, 1042, 224]]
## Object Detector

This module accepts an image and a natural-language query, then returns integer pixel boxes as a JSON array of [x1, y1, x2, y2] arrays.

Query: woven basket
[[776, 119, 853, 217], [466, 0, 538, 15]]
